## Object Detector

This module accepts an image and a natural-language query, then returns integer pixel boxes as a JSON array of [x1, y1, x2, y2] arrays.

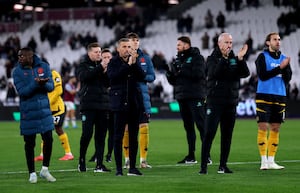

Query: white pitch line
[[1, 160, 299, 175]]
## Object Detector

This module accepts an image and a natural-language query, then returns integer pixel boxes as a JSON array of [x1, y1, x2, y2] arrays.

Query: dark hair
[[20, 47, 33, 52], [87, 42, 100, 51], [126, 32, 139, 39], [101, 48, 111, 54], [19, 47, 34, 58], [177, 36, 191, 46], [264, 32, 279, 47]]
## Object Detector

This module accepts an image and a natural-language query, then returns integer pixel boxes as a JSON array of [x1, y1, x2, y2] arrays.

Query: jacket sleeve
[[207, 55, 223, 79], [237, 58, 250, 78], [180, 54, 206, 81], [77, 61, 103, 82], [143, 56, 156, 83], [282, 64, 292, 84], [131, 62, 146, 81], [42, 63, 54, 92], [255, 53, 281, 81], [107, 58, 130, 82], [207, 52, 249, 80], [13, 68, 39, 97], [165, 69, 176, 85]]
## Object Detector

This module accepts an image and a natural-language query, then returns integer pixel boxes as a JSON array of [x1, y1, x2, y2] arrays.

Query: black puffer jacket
[[206, 47, 250, 105], [166, 47, 206, 100], [76, 54, 110, 111]]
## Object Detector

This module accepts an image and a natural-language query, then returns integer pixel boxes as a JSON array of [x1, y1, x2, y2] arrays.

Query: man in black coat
[[76, 42, 111, 173], [166, 36, 209, 164], [107, 38, 145, 176], [199, 33, 249, 174]]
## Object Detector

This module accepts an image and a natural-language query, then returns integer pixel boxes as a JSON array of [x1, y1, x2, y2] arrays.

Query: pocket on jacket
[[109, 89, 125, 110]]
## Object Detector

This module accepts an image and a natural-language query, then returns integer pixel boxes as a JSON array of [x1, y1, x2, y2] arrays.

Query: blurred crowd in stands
[[0, 0, 300, 106], [39, 22, 63, 49]]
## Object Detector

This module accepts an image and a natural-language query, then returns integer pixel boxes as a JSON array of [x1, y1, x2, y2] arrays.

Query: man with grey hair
[[199, 33, 250, 174]]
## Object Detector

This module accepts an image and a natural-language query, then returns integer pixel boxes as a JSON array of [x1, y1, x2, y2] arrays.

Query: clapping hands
[[280, 57, 290, 69], [128, 48, 138, 65], [35, 77, 49, 85], [237, 44, 248, 60]]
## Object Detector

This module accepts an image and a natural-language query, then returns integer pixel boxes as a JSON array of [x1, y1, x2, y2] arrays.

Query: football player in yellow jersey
[[35, 70, 74, 161]]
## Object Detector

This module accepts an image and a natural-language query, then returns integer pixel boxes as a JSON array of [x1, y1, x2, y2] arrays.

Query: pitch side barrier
[[0, 99, 299, 121]]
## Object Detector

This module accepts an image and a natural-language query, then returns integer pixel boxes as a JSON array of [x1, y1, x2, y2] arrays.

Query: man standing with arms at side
[[165, 36, 208, 164], [76, 42, 111, 173], [122, 32, 156, 169], [101, 48, 114, 163], [200, 33, 249, 174], [107, 38, 146, 176], [13, 47, 56, 183], [255, 32, 292, 170]]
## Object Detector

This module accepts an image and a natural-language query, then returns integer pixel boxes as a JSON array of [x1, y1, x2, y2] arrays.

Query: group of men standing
[[76, 32, 155, 176], [13, 32, 155, 183], [13, 31, 291, 183], [165, 32, 292, 175]]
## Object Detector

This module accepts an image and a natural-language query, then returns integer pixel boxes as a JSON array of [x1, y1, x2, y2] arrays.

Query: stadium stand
[[0, 0, 299, 103]]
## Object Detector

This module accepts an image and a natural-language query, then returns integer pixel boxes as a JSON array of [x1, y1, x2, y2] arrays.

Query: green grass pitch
[[0, 119, 299, 193]]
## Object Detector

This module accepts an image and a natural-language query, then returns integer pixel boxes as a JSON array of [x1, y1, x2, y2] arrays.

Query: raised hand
[[238, 44, 248, 60], [280, 57, 290, 69]]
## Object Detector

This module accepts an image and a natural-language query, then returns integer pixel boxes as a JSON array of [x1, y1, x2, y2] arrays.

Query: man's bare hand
[[35, 77, 49, 85], [280, 57, 290, 69], [237, 44, 248, 60]]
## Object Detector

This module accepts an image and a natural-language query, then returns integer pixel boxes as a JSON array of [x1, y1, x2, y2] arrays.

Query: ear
[[265, 40, 270, 46], [184, 43, 188, 50]]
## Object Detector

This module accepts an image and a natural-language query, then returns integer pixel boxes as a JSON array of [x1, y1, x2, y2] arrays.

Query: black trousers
[[79, 110, 108, 167], [113, 107, 140, 172], [201, 103, 236, 168], [178, 99, 206, 157], [24, 130, 53, 173], [106, 111, 114, 156]]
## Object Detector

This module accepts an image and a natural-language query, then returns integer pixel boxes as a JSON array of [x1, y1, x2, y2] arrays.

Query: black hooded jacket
[[166, 47, 206, 100], [206, 47, 250, 105], [76, 54, 110, 111]]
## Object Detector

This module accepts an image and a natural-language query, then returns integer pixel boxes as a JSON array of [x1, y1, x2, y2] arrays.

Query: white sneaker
[[140, 161, 152, 168], [268, 162, 285, 170], [29, 172, 37, 183], [260, 162, 269, 170], [207, 157, 213, 165], [40, 169, 56, 182]]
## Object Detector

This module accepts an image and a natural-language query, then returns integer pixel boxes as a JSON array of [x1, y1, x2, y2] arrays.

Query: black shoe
[[177, 156, 197, 164], [94, 165, 111, 173], [88, 154, 96, 162], [127, 168, 143, 176], [199, 167, 208, 175], [116, 170, 123, 176], [105, 154, 112, 162], [78, 159, 86, 172], [217, 166, 233, 174]]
